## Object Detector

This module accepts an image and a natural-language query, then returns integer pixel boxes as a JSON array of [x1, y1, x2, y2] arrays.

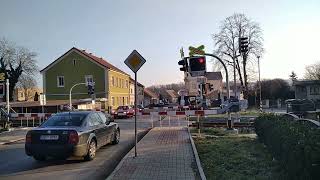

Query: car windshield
[[40, 114, 87, 127]]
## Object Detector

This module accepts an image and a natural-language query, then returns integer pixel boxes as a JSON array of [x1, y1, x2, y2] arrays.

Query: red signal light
[[198, 58, 204, 64]]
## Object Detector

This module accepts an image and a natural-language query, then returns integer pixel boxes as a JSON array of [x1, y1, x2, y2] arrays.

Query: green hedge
[[254, 114, 320, 179]]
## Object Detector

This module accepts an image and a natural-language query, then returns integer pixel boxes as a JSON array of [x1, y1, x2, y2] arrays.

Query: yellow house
[[108, 69, 130, 110]]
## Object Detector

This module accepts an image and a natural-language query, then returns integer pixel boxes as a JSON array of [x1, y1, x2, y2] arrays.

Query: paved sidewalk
[[108, 127, 199, 180], [0, 128, 30, 145]]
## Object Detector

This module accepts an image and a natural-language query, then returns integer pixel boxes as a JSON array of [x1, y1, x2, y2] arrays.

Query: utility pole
[[257, 55, 262, 111]]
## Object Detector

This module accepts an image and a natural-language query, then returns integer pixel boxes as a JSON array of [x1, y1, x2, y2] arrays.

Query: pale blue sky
[[1, 0, 320, 87]]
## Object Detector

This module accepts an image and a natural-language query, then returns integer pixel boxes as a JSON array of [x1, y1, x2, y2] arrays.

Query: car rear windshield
[[40, 114, 87, 127], [117, 106, 128, 110]]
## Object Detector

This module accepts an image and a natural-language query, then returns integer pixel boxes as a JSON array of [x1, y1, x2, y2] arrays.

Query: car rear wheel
[[84, 140, 96, 161], [33, 155, 46, 161], [112, 129, 120, 145]]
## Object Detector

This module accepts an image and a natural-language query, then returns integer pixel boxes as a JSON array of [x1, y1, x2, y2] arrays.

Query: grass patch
[[194, 128, 283, 180]]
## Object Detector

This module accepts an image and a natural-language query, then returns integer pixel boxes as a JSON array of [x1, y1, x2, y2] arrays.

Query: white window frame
[[85, 75, 93, 86], [57, 76, 64, 87], [111, 97, 115, 106]]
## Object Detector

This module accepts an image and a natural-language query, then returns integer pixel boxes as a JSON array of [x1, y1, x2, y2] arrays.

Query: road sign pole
[[124, 50, 146, 158], [6, 79, 9, 123], [134, 72, 137, 157]]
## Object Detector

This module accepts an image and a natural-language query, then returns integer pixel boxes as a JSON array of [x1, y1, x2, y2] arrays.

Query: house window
[[112, 76, 115, 86], [73, 59, 76, 66], [126, 97, 129, 105], [85, 75, 93, 86], [116, 77, 118, 87], [310, 86, 320, 95], [123, 97, 125, 105], [126, 80, 128, 88], [111, 97, 115, 106], [57, 76, 64, 87]]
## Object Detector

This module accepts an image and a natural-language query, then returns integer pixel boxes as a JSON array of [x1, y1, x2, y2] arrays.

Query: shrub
[[254, 114, 320, 179]]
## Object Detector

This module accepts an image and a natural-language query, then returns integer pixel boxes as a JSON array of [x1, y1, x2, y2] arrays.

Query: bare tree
[[304, 62, 320, 80], [0, 38, 38, 101], [16, 74, 37, 101], [212, 13, 264, 99]]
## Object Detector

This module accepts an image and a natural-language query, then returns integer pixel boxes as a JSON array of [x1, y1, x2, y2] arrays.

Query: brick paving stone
[[108, 127, 199, 180]]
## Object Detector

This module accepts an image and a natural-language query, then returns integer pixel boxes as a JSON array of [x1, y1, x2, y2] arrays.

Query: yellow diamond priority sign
[[124, 50, 146, 73]]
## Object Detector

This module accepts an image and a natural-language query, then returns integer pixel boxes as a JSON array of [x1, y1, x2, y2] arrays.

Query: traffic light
[[178, 57, 188, 72], [189, 56, 206, 77], [198, 83, 206, 95], [87, 82, 95, 95], [239, 37, 249, 53]]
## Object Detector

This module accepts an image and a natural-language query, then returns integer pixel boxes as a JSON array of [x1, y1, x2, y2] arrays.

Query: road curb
[[188, 128, 207, 180], [0, 137, 25, 145], [105, 128, 152, 180]]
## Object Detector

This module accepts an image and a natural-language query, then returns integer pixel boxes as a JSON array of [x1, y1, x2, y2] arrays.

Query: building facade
[[129, 78, 144, 106], [294, 80, 320, 100], [40, 47, 130, 110], [13, 88, 42, 102]]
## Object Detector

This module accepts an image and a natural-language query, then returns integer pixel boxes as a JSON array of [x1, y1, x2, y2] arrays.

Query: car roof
[[55, 111, 97, 116]]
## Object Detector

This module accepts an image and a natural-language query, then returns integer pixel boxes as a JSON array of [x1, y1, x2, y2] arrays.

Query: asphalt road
[[0, 117, 155, 180]]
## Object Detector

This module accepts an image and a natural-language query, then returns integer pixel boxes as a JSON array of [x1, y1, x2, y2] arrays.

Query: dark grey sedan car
[[25, 111, 120, 161]]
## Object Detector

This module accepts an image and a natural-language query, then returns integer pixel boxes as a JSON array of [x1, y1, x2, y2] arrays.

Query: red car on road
[[113, 106, 135, 119]]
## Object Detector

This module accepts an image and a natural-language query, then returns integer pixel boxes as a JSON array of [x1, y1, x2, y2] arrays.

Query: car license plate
[[118, 113, 124, 115], [40, 135, 59, 140]]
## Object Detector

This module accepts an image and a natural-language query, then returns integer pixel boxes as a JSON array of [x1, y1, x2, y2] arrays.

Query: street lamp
[[257, 55, 262, 111], [69, 82, 86, 111]]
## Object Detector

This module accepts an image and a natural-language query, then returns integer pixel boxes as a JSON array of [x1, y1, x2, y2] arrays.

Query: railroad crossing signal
[[0, 83, 4, 96], [0, 73, 5, 81], [189, 45, 205, 56], [189, 56, 206, 77]]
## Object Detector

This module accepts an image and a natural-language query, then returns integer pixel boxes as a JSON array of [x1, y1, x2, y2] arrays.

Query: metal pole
[[233, 58, 237, 98], [151, 114, 154, 128], [134, 72, 137, 157], [69, 82, 86, 111], [197, 115, 200, 136], [257, 56, 262, 111], [6, 79, 9, 123], [204, 53, 231, 128]]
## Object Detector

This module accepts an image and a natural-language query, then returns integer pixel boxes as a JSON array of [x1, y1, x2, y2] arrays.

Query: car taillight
[[68, 131, 79, 145], [26, 132, 32, 143]]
